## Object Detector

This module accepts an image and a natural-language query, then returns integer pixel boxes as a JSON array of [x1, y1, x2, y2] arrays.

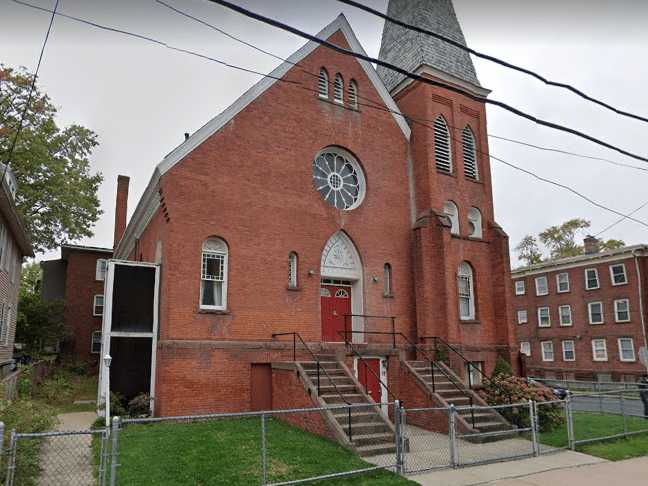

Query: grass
[[109, 417, 417, 486]]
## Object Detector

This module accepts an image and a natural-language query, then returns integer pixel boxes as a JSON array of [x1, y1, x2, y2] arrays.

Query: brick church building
[[97, 0, 518, 453]]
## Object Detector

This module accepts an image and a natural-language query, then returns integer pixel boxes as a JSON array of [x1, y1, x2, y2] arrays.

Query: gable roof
[[115, 14, 409, 258]]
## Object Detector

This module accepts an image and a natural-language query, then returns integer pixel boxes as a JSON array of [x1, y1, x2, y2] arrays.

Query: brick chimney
[[113, 175, 130, 249], [584, 235, 600, 254]]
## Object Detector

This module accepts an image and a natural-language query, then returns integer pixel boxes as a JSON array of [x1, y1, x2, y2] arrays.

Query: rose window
[[312, 149, 366, 210]]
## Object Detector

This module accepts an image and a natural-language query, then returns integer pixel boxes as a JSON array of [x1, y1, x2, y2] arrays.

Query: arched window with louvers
[[462, 126, 478, 180], [348, 79, 358, 109], [334, 73, 344, 104], [434, 115, 452, 173], [318, 68, 329, 98]]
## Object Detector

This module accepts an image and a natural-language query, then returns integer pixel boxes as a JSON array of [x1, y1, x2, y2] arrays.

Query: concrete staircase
[[405, 360, 514, 440], [299, 356, 397, 456]]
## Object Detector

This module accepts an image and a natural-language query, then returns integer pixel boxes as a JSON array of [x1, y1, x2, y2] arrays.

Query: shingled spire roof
[[377, 0, 481, 93]]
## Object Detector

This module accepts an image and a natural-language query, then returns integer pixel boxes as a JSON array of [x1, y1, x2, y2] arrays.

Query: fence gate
[[5, 428, 109, 486]]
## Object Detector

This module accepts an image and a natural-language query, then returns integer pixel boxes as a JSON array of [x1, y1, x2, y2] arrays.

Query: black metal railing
[[343, 314, 397, 348]]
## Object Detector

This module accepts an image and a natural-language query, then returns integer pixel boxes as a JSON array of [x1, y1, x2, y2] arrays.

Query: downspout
[[632, 249, 648, 352]]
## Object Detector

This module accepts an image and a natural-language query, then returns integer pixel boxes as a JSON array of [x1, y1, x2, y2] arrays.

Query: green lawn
[[112, 418, 416, 486], [538, 411, 648, 461]]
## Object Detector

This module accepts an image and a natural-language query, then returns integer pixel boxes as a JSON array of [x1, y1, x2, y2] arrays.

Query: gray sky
[[2, 0, 648, 265]]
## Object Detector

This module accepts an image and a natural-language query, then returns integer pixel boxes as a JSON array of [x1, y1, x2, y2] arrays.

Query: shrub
[[17, 367, 33, 398], [492, 357, 513, 378], [128, 393, 152, 418], [110, 392, 127, 417], [66, 361, 89, 376]]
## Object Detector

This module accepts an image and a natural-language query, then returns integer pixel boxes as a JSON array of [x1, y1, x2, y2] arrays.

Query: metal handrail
[[343, 314, 397, 348]]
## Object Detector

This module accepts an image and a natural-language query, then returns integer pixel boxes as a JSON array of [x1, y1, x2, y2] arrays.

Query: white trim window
[[537, 306, 551, 327], [517, 309, 528, 324], [318, 68, 329, 98], [614, 299, 630, 323], [457, 262, 475, 320], [434, 115, 452, 173], [562, 340, 576, 361], [609, 264, 628, 286], [556, 272, 570, 293], [541, 341, 554, 362], [617, 338, 636, 362], [467, 207, 482, 238], [585, 268, 600, 290], [200, 237, 228, 310], [588, 301, 604, 325], [514, 280, 525, 296], [96, 259, 108, 281], [462, 126, 478, 180], [333, 73, 344, 104], [91, 331, 102, 354], [591, 339, 608, 361], [559, 305, 572, 326], [348, 79, 358, 109], [520, 341, 531, 356], [383, 263, 393, 297], [535, 276, 548, 296], [443, 201, 460, 235], [93, 295, 104, 317], [288, 252, 298, 289]]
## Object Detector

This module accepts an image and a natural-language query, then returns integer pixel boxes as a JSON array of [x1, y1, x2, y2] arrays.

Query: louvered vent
[[334, 74, 344, 104], [348, 80, 358, 108], [434, 116, 452, 173], [318, 68, 328, 98], [462, 126, 478, 179]]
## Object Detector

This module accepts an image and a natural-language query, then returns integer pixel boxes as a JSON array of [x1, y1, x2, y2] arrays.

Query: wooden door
[[250, 364, 272, 411], [357, 358, 382, 403], [321, 284, 352, 342]]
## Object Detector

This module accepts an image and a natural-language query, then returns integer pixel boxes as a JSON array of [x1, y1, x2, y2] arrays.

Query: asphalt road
[[572, 394, 648, 417]]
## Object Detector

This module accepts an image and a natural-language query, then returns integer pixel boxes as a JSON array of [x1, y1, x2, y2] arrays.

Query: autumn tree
[[515, 235, 543, 266], [0, 64, 102, 253]]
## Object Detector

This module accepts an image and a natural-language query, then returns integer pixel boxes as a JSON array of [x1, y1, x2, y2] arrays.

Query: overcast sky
[[2, 0, 648, 265]]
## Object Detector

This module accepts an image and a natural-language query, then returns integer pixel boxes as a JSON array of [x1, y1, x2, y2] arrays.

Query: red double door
[[320, 284, 351, 342], [357, 359, 382, 403]]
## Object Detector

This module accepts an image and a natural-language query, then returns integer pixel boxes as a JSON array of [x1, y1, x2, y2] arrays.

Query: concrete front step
[[331, 411, 384, 424], [317, 384, 356, 393], [320, 393, 366, 404], [349, 432, 394, 447], [340, 422, 392, 436], [355, 443, 397, 457], [300, 361, 341, 370]]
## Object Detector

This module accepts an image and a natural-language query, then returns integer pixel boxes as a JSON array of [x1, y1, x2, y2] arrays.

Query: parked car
[[528, 378, 570, 399]]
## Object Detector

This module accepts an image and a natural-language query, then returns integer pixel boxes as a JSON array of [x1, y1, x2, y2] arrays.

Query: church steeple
[[377, 0, 481, 93]]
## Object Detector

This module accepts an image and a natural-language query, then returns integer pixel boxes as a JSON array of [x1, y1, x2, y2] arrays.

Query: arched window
[[462, 126, 478, 180], [318, 68, 329, 98], [458, 262, 475, 320], [467, 207, 482, 238], [348, 80, 358, 109], [200, 237, 228, 310], [434, 115, 452, 173], [288, 252, 298, 288], [383, 263, 393, 296], [334, 73, 344, 104], [443, 201, 460, 235]]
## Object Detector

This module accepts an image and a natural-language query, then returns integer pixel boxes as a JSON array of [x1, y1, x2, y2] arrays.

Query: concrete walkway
[[37, 412, 97, 486]]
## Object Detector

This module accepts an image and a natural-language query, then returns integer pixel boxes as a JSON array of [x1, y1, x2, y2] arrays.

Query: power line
[[336, 0, 648, 125], [2, 0, 59, 185], [12, 0, 648, 232], [206, 0, 648, 165], [594, 199, 648, 237]]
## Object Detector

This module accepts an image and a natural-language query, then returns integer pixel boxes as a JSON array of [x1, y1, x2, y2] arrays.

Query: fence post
[[393, 400, 403, 475], [260, 414, 267, 485], [98, 428, 108, 486], [448, 404, 458, 468], [5, 430, 16, 486], [529, 400, 539, 457], [566, 395, 575, 451], [109, 417, 120, 486], [620, 393, 628, 436], [0, 422, 4, 470]]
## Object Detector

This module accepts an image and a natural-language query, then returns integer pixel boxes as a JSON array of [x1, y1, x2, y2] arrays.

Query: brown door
[[321, 284, 352, 342], [250, 364, 272, 411]]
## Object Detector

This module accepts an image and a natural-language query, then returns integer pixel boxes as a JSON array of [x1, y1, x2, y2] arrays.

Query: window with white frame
[[467, 207, 482, 238], [541, 341, 554, 361], [592, 339, 608, 361], [559, 305, 572, 326], [91, 331, 102, 354], [288, 252, 298, 289], [93, 295, 104, 316], [617, 338, 636, 362], [588, 301, 604, 324], [520, 341, 531, 356], [318, 68, 329, 98], [464, 361, 483, 387], [457, 262, 475, 320], [556, 272, 570, 293], [517, 309, 528, 324], [562, 340, 576, 361], [333, 73, 344, 104], [462, 126, 478, 180], [434, 115, 452, 173], [96, 259, 108, 281], [348, 79, 358, 109], [609, 264, 628, 285], [537, 307, 551, 327], [585, 268, 599, 290], [443, 201, 460, 235], [383, 263, 392, 296], [200, 237, 228, 310], [614, 299, 630, 322], [514, 280, 525, 295], [535, 276, 548, 296]]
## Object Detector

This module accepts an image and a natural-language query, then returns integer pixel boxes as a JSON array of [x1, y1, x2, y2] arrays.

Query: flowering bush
[[479, 375, 564, 432]]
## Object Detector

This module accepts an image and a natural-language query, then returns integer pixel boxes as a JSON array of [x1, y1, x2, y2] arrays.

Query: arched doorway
[[320, 232, 363, 342]]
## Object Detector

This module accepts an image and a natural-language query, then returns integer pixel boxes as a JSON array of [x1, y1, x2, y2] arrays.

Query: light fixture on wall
[[308, 269, 316, 277], [372, 276, 379, 283]]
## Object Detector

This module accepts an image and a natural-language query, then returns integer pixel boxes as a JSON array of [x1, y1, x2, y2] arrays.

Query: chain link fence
[[400, 406, 452, 473]]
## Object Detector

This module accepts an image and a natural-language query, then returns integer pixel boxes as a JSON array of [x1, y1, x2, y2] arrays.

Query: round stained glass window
[[312, 149, 366, 210]]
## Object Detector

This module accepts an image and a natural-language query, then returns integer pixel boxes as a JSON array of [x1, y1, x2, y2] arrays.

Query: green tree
[[599, 238, 625, 252], [0, 65, 102, 253], [515, 235, 543, 266], [539, 218, 591, 259]]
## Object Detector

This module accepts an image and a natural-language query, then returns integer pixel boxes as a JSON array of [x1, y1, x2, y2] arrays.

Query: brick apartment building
[[512, 237, 648, 382], [0, 165, 34, 376], [86, 0, 520, 453]]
